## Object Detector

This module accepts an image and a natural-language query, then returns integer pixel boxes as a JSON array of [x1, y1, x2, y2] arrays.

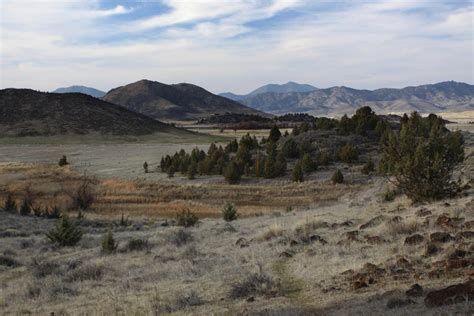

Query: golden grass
[[0, 163, 356, 218]]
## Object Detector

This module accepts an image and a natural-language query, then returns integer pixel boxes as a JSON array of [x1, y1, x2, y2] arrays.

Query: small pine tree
[[301, 153, 316, 173], [269, 126, 282, 142], [187, 162, 197, 180], [58, 155, 68, 166], [101, 229, 117, 254], [264, 155, 276, 178], [143, 161, 149, 173], [222, 203, 238, 222], [166, 166, 175, 178], [332, 169, 344, 184], [3, 194, 17, 213], [19, 199, 31, 216], [46, 216, 83, 247], [292, 161, 304, 182]]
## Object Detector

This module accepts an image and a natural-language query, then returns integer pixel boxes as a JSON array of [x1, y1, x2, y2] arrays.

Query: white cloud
[[0, 0, 472, 93]]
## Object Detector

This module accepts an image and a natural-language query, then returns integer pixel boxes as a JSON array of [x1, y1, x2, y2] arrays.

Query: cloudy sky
[[1, 0, 472, 94]]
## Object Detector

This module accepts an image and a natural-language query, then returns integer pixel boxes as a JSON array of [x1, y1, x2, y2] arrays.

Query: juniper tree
[[46, 216, 83, 247], [332, 169, 344, 184], [3, 194, 17, 213], [224, 161, 242, 184], [292, 161, 304, 182]]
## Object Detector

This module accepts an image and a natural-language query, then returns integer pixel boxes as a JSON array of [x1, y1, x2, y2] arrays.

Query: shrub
[[222, 203, 238, 222], [45, 206, 62, 219], [32, 206, 43, 217], [301, 153, 317, 173], [101, 230, 117, 254], [58, 155, 68, 166], [268, 126, 282, 142], [316, 150, 331, 166], [229, 265, 282, 299], [119, 213, 130, 226], [338, 144, 358, 163], [176, 208, 198, 227], [224, 161, 242, 184], [143, 161, 149, 173], [382, 187, 401, 202], [187, 162, 197, 180], [332, 169, 344, 184], [31, 258, 61, 278], [19, 199, 31, 216], [168, 229, 193, 247], [65, 264, 104, 282], [3, 194, 17, 213], [126, 238, 151, 252], [292, 161, 304, 182], [282, 138, 299, 158], [380, 112, 464, 202], [0, 255, 19, 267], [68, 175, 95, 212], [361, 160, 375, 175], [46, 216, 83, 247]]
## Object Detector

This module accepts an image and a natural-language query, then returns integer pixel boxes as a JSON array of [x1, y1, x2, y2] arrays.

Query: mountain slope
[[220, 81, 317, 101], [52, 85, 106, 98], [0, 89, 191, 137], [237, 81, 474, 116], [103, 79, 270, 120]]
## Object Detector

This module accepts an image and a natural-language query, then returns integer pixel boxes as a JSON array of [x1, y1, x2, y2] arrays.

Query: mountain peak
[[52, 85, 106, 98]]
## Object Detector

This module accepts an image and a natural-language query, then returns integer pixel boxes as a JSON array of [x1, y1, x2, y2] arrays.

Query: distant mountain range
[[226, 81, 474, 116], [220, 81, 317, 101], [52, 85, 106, 98], [0, 89, 190, 137], [103, 79, 269, 121]]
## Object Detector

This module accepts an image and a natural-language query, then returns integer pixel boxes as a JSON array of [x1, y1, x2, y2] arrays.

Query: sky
[[0, 0, 473, 94]]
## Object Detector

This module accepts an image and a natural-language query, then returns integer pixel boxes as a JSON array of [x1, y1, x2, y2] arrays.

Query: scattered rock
[[425, 243, 442, 256], [386, 298, 415, 309], [246, 296, 255, 302], [436, 214, 464, 229], [463, 221, 474, 229], [360, 215, 385, 230], [331, 220, 354, 229], [352, 280, 368, 290], [430, 232, 454, 243], [424, 280, 474, 308], [404, 234, 424, 245], [396, 257, 412, 270], [448, 249, 469, 259], [279, 250, 295, 258], [445, 258, 474, 270], [406, 284, 423, 297], [456, 231, 474, 240], [235, 237, 249, 248], [417, 208, 432, 217]]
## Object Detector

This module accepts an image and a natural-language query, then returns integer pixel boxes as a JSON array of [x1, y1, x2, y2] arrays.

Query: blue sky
[[1, 0, 473, 94]]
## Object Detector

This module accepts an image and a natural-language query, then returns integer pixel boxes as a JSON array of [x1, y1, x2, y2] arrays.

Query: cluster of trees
[[380, 112, 465, 202]]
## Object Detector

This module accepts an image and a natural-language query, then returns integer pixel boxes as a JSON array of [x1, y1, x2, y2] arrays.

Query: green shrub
[[46, 216, 83, 247], [338, 144, 358, 163], [58, 155, 68, 167], [382, 188, 400, 202], [301, 153, 317, 173], [101, 230, 117, 254], [332, 169, 344, 184], [125, 238, 151, 252], [176, 208, 198, 227], [222, 203, 238, 222], [380, 112, 464, 202]]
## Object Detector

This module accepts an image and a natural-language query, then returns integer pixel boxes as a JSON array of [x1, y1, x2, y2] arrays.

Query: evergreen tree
[[338, 144, 358, 163], [292, 161, 304, 182], [264, 154, 276, 178], [101, 229, 117, 254], [143, 161, 149, 173], [3, 194, 17, 213], [46, 216, 83, 247], [222, 203, 238, 221], [274, 152, 287, 176], [224, 161, 242, 184], [19, 199, 31, 216], [187, 162, 197, 180], [301, 153, 317, 173], [282, 138, 299, 158], [58, 155, 68, 167], [269, 126, 282, 142]]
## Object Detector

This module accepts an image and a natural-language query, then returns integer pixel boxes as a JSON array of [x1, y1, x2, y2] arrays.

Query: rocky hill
[[220, 81, 317, 101], [233, 81, 474, 116], [52, 85, 106, 98], [103, 79, 269, 121], [0, 89, 190, 137]]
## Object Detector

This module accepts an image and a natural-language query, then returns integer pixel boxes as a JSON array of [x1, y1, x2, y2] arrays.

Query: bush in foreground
[[101, 230, 117, 254], [176, 208, 198, 227]]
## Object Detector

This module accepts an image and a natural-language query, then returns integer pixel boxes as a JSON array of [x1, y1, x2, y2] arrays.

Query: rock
[[425, 243, 442, 256], [445, 258, 474, 270], [289, 239, 299, 247], [456, 231, 474, 240], [246, 296, 255, 302], [424, 280, 474, 308], [443, 202, 450, 207], [365, 235, 386, 245], [436, 214, 464, 229], [360, 215, 385, 230], [386, 298, 415, 309], [463, 221, 474, 229], [448, 249, 469, 259], [352, 280, 368, 290], [331, 220, 354, 229], [404, 234, 424, 245], [235, 237, 249, 248], [391, 216, 403, 223], [417, 208, 432, 217], [396, 257, 412, 270], [406, 284, 423, 297], [362, 263, 386, 278], [279, 250, 295, 258], [430, 232, 454, 243]]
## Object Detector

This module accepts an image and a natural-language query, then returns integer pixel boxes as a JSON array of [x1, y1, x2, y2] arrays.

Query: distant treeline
[[196, 113, 318, 129]]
